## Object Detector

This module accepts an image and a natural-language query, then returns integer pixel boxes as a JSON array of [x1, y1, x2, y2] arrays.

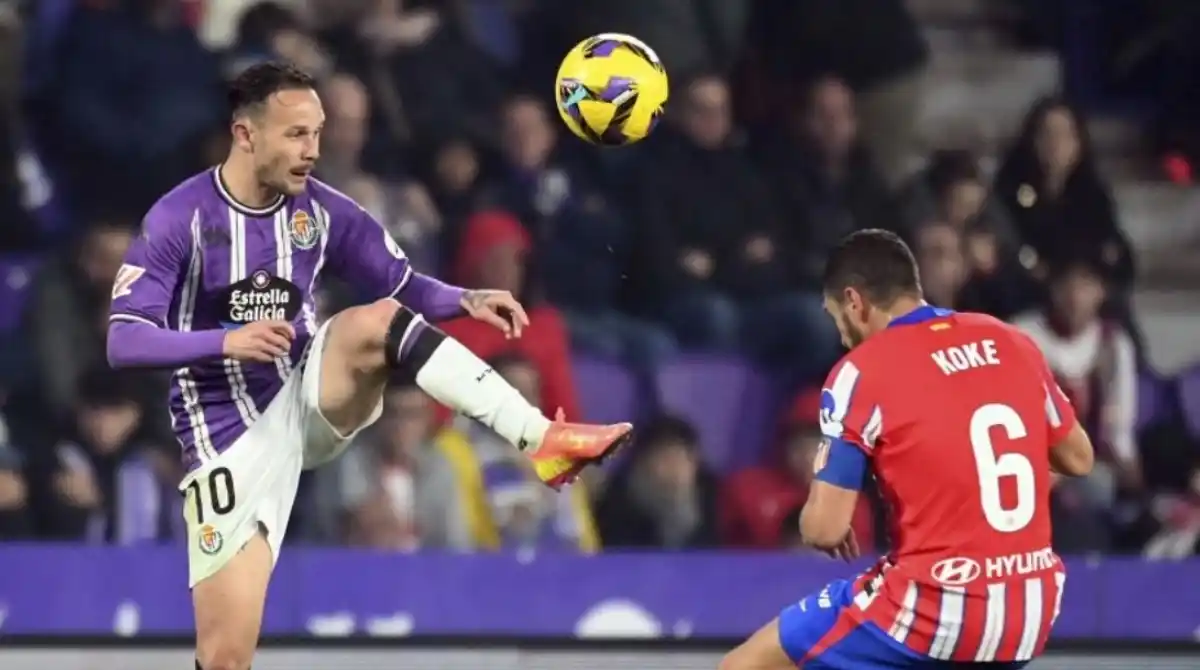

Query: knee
[[196, 638, 255, 670], [338, 299, 401, 348], [329, 298, 403, 371]]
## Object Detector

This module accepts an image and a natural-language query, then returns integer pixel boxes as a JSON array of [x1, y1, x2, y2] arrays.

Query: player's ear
[[842, 287, 862, 313], [230, 117, 254, 152]]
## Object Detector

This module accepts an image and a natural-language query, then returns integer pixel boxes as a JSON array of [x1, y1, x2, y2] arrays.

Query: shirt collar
[[887, 304, 955, 328]]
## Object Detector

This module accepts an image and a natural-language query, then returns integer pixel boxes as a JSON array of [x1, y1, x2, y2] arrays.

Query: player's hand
[[461, 290, 530, 339], [823, 530, 860, 562], [223, 320, 295, 363]]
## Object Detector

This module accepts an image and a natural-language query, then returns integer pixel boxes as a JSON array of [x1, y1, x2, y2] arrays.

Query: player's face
[[681, 78, 732, 149], [1035, 107, 1080, 174], [823, 293, 869, 350], [502, 98, 555, 170], [250, 88, 324, 196], [1051, 270, 1105, 328]]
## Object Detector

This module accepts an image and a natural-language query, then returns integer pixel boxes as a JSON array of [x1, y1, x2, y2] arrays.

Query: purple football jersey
[[110, 168, 414, 470]]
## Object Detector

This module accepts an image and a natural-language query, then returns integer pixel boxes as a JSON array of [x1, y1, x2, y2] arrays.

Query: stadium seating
[[1136, 369, 1173, 431], [1176, 364, 1200, 438], [652, 357, 780, 472], [571, 356, 642, 425]]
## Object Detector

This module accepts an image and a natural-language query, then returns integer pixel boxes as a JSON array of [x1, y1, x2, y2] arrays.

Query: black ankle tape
[[385, 304, 446, 377]]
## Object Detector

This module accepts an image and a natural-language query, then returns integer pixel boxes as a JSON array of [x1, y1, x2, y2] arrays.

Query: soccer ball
[[554, 33, 669, 146]]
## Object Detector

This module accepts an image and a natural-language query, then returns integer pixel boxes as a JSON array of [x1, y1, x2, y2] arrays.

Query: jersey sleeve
[[109, 204, 191, 328], [818, 357, 884, 454], [320, 190, 413, 300], [1012, 329, 1078, 446], [814, 356, 882, 491]]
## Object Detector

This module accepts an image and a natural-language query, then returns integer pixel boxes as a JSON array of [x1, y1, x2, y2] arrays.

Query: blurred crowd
[[0, 0, 1199, 559]]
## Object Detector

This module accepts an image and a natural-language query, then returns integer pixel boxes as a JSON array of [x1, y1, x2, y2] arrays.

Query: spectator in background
[[571, 0, 750, 76], [448, 354, 600, 553], [720, 390, 876, 550], [314, 0, 506, 148], [48, 0, 224, 214], [25, 221, 135, 419], [912, 222, 967, 309], [901, 151, 1041, 317], [595, 415, 720, 549], [31, 369, 159, 543], [226, 2, 332, 81], [634, 74, 833, 374], [993, 98, 1136, 293], [757, 75, 899, 283], [335, 383, 472, 551], [425, 137, 487, 261], [0, 405, 30, 538], [1013, 261, 1141, 497], [494, 93, 675, 369], [441, 210, 579, 420], [319, 73, 441, 272], [954, 212, 1044, 320], [902, 150, 1014, 243], [753, 0, 929, 186]]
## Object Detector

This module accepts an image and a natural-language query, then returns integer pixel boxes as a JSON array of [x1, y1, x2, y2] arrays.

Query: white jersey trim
[[174, 208, 216, 462]]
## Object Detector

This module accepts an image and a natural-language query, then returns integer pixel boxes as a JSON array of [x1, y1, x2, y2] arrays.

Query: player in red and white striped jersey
[[721, 230, 1095, 670]]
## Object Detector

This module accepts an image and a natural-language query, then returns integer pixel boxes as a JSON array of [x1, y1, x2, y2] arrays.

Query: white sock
[[414, 338, 552, 451]]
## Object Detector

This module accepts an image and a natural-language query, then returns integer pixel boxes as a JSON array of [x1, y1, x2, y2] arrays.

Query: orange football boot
[[529, 409, 634, 489]]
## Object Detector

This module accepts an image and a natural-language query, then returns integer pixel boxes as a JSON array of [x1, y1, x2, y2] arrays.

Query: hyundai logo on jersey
[[930, 557, 983, 586]]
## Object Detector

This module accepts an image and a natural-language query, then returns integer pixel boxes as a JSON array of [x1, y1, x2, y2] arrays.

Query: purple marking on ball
[[588, 39, 622, 58], [598, 77, 636, 103]]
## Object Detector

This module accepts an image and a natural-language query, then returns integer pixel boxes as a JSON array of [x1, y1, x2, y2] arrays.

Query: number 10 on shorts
[[185, 467, 237, 554]]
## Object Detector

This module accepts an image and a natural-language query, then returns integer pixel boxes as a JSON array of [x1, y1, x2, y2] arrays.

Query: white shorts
[[180, 320, 383, 587]]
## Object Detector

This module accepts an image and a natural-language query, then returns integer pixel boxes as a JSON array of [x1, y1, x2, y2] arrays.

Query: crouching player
[[721, 230, 1095, 669]]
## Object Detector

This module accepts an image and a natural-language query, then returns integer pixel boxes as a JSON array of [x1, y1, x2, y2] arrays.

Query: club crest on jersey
[[288, 209, 321, 250], [217, 270, 302, 329], [197, 524, 224, 555]]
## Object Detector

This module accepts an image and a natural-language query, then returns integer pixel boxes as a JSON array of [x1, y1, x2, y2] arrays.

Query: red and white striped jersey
[[818, 309, 1075, 663]]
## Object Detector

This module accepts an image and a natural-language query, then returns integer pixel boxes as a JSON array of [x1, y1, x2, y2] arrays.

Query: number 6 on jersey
[[969, 403, 1036, 533]]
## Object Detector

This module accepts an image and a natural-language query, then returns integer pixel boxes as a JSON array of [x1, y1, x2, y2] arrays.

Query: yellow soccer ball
[[554, 33, 669, 146]]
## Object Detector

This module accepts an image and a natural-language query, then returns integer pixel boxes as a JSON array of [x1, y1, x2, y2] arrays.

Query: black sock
[[195, 660, 202, 670], [384, 304, 446, 379]]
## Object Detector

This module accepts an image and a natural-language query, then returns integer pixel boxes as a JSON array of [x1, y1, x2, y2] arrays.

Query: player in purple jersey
[[106, 62, 633, 670]]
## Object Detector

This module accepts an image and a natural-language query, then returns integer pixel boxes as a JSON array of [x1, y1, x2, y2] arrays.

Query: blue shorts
[[778, 579, 1030, 670]]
